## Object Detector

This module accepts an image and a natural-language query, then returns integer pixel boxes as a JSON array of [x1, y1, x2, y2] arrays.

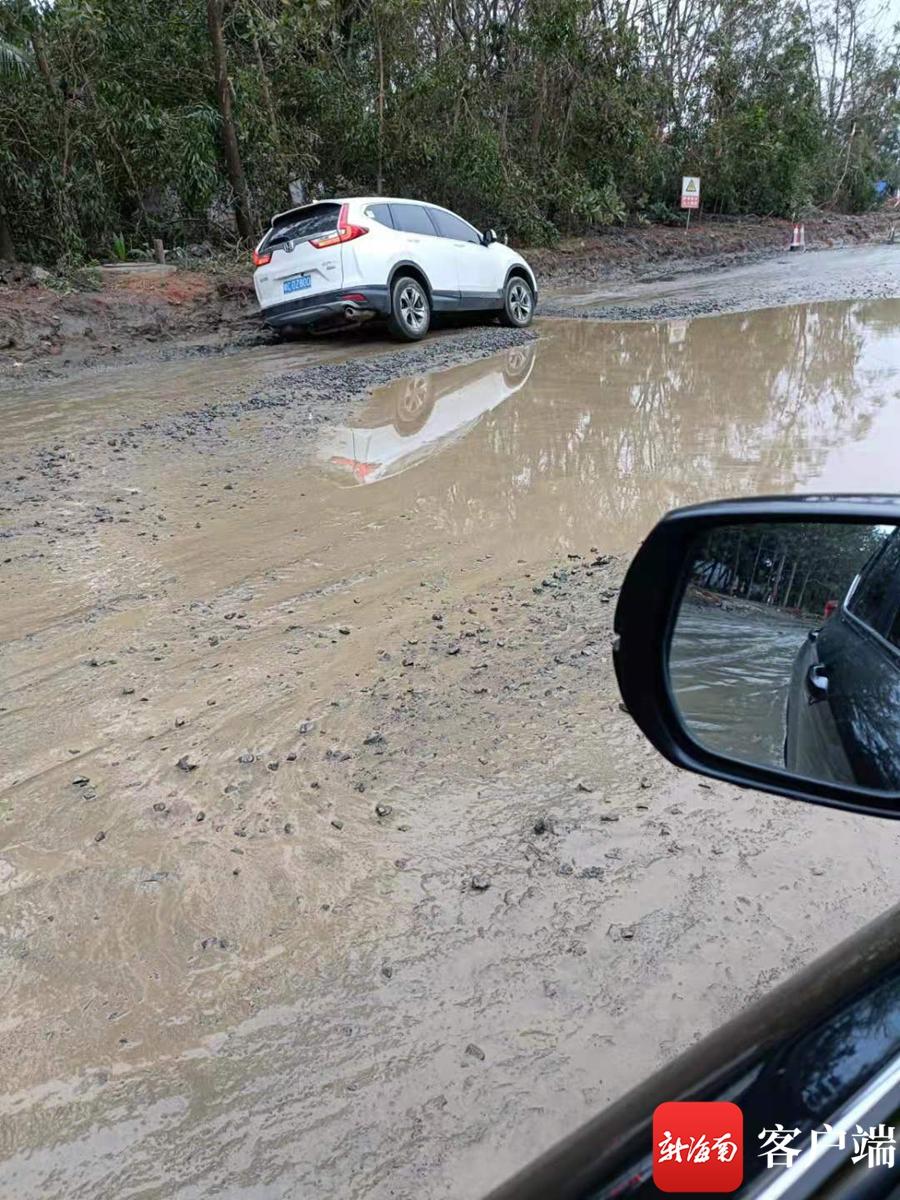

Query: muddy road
[[3, 260, 900, 1197]]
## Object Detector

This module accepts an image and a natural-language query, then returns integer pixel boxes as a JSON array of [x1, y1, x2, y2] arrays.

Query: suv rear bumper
[[261, 286, 390, 329]]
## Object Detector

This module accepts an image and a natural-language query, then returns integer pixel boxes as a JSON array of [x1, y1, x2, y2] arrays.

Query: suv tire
[[387, 276, 431, 341], [500, 276, 535, 327]]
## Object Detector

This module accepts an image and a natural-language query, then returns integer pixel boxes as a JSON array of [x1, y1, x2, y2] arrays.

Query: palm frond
[[0, 37, 32, 77]]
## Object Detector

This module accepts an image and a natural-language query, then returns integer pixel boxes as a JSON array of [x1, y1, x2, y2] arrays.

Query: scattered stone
[[578, 865, 604, 879], [72, 775, 90, 787], [600, 814, 620, 823], [331, 819, 344, 830], [286, 751, 297, 762], [470, 874, 491, 891], [267, 760, 280, 772], [576, 780, 595, 793], [175, 717, 186, 728], [177, 754, 198, 772], [381, 962, 393, 979], [200, 936, 228, 951], [375, 803, 393, 819], [465, 1042, 486, 1061], [122, 686, 135, 696], [152, 802, 167, 813], [94, 831, 106, 843], [238, 752, 255, 764], [618, 701, 629, 714], [557, 862, 574, 876], [298, 720, 315, 734], [446, 644, 461, 656], [363, 731, 385, 745], [338, 626, 351, 635], [533, 816, 552, 836], [196, 811, 206, 822], [284, 822, 295, 834]]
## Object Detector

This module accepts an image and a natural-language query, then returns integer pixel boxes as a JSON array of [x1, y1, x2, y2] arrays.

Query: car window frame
[[388, 203, 439, 237], [844, 531, 900, 644], [363, 202, 395, 229], [426, 206, 481, 244]]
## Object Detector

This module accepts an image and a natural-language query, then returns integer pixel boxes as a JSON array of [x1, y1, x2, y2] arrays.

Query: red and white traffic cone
[[789, 222, 805, 251]]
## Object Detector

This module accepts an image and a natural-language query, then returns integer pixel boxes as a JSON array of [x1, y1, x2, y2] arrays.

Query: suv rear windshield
[[263, 203, 340, 250]]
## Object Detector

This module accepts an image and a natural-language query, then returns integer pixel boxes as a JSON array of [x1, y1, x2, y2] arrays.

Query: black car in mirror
[[613, 496, 900, 819]]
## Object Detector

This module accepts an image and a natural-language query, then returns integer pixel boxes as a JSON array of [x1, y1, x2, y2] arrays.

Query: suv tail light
[[310, 204, 368, 249], [252, 247, 272, 267]]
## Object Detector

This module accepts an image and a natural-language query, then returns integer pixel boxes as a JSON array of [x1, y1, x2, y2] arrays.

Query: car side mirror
[[482, 228, 497, 246], [613, 497, 900, 818]]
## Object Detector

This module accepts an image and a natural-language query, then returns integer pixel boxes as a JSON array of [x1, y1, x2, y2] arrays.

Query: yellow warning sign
[[681, 176, 700, 209]]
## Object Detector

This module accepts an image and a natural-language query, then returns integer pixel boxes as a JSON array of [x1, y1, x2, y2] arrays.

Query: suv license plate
[[283, 274, 311, 295]]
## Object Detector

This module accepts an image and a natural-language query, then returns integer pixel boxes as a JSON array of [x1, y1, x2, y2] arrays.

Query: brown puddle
[[2, 299, 900, 1198], [311, 302, 900, 558]]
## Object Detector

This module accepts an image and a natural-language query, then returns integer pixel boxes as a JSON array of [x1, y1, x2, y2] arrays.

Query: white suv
[[252, 196, 537, 340]]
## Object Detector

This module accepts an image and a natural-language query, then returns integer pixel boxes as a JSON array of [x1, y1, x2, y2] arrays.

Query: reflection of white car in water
[[317, 344, 536, 483]]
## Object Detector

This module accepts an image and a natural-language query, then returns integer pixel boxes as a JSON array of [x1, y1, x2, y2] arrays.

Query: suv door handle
[[805, 664, 829, 703]]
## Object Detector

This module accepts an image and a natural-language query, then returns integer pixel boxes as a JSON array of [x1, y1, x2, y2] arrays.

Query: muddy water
[[3, 298, 900, 1199], [312, 300, 900, 558], [670, 603, 812, 768]]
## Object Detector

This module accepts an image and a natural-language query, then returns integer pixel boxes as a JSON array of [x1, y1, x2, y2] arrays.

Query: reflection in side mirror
[[483, 228, 497, 245], [669, 520, 900, 792]]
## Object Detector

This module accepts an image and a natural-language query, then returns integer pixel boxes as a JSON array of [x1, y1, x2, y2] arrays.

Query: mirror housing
[[482, 228, 497, 246], [613, 495, 900, 819]]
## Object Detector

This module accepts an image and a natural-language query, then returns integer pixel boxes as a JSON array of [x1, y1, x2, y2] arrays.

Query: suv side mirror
[[482, 228, 497, 246], [613, 496, 900, 819]]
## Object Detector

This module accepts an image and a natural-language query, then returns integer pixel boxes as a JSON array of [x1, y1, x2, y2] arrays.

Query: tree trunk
[[782, 560, 799, 608], [795, 569, 812, 613], [769, 552, 786, 604], [375, 21, 385, 193], [0, 211, 15, 261], [746, 537, 764, 599], [253, 33, 281, 155], [730, 531, 743, 595], [207, 0, 253, 241]]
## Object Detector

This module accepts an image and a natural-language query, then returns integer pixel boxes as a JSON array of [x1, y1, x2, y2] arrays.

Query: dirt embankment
[[2, 211, 895, 379], [0, 266, 259, 378]]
